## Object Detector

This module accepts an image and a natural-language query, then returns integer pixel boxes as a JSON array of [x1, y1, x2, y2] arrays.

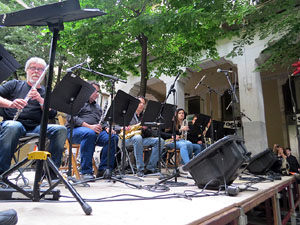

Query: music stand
[[141, 100, 176, 177], [0, 0, 105, 215], [0, 44, 21, 83], [50, 73, 95, 181], [206, 120, 225, 142], [98, 90, 141, 188], [194, 114, 211, 140]]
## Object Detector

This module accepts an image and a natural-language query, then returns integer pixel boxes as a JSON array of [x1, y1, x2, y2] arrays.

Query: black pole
[[67, 99, 75, 177], [104, 80, 115, 178], [208, 89, 214, 143], [33, 25, 61, 201]]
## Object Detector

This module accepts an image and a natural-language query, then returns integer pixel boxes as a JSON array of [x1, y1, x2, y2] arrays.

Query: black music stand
[[0, 0, 105, 215], [97, 90, 141, 188], [206, 120, 225, 142], [188, 114, 210, 147], [50, 73, 95, 181], [141, 100, 176, 177], [0, 44, 21, 83]]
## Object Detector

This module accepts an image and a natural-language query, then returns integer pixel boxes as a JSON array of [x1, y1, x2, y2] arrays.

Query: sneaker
[[137, 171, 144, 177], [178, 166, 191, 177], [81, 174, 95, 182]]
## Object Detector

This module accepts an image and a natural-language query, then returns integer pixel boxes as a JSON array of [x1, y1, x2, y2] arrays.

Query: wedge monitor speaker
[[183, 135, 251, 190], [246, 148, 277, 175]]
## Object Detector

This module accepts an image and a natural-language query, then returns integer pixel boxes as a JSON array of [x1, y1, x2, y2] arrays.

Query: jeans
[[125, 134, 164, 172], [0, 120, 67, 173], [69, 127, 118, 174], [192, 143, 205, 157], [165, 140, 193, 165]]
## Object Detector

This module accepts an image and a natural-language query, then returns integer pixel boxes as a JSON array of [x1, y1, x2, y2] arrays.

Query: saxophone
[[182, 119, 188, 140], [119, 123, 142, 139]]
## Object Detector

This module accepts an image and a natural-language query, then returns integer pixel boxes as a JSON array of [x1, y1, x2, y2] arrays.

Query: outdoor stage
[[1, 170, 299, 225]]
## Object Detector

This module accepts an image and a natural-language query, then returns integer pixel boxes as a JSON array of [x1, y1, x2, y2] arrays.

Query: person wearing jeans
[[162, 108, 198, 176], [0, 57, 67, 177], [66, 81, 118, 181], [125, 96, 165, 177]]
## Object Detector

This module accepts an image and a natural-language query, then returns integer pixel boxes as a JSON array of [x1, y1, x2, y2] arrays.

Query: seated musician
[[187, 114, 206, 155], [65, 81, 118, 181], [0, 57, 67, 179], [124, 96, 164, 177], [161, 108, 201, 175]]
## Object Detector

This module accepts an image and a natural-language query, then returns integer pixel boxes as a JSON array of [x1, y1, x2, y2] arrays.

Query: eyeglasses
[[28, 67, 44, 72]]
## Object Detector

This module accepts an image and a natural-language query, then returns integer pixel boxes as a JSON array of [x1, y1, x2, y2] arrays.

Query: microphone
[[66, 61, 87, 72], [217, 68, 233, 73], [194, 74, 207, 89]]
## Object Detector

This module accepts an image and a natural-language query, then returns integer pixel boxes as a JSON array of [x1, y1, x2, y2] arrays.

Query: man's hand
[[88, 124, 102, 134], [10, 99, 27, 109], [28, 88, 44, 105]]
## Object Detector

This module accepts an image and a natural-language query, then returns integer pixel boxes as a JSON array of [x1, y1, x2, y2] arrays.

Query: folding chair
[[58, 114, 98, 179]]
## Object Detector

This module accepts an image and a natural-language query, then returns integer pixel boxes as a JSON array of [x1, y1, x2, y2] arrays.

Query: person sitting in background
[[162, 108, 201, 175], [285, 147, 300, 173], [124, 96, 164, 177], [272, 144, 289, 175], [187, 114, 205, 155], [0, 57, 67, 179], [66, 82, 118, 181]]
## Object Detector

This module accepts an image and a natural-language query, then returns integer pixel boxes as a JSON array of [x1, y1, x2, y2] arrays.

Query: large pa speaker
[[246, 148, 277, 175], [183, 135, 251, 190]]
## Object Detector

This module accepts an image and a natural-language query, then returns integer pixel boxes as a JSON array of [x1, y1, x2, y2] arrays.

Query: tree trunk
[[55, 61, 63, 88], [137, 33, 148, 97]]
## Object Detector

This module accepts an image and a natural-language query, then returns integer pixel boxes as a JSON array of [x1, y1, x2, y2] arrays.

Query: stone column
[[165, 77, 185, 109], [235, 58, 268, 155]]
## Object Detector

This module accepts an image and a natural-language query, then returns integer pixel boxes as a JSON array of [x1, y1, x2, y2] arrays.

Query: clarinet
[[13, 65, 49, 121], [95, 100, 108, 144]]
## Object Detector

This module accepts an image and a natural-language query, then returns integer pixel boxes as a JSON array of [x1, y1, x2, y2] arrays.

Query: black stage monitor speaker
[[183, 135, 251, 190], [246, 148, 277, 175]]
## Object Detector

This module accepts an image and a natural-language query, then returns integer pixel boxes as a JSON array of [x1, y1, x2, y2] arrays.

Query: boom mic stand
[[141, 100, 175, 179], [78, 69, 141, 188], [199, 81, 221, 144], [155, 72, 187, 187], [222, 70, 239, 135], [0, 0, 106, 215]]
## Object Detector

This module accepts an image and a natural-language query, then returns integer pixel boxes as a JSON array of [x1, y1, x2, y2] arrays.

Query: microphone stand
[[223, 71, 239, 135], [287, 72, 300, 162], [156, 72, 187, 187], [199, 82, 221, 143], [78, 67, 141, 189]]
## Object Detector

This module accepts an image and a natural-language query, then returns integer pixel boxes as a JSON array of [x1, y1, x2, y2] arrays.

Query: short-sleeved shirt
[[0, 79, 57, 130]]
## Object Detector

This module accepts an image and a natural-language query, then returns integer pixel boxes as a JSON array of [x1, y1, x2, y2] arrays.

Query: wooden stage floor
[[0, 170, 299, 225]]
